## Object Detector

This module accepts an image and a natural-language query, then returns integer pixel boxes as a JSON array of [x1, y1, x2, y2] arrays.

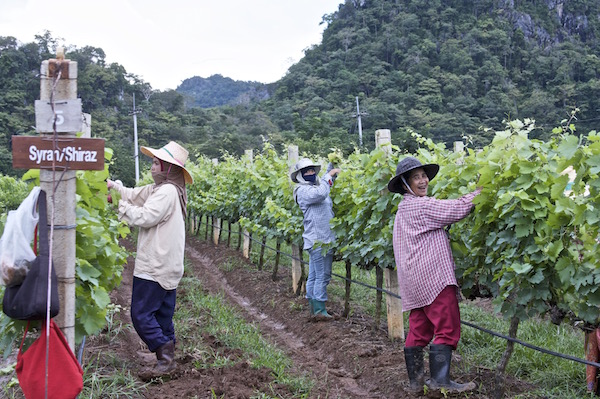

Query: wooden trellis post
[[11, 49, 105, 351], [288, 145, 304, 294], [454, 141, 465, 164], [242, 150, 253, 258], [212, 158, 221, 245], [376, 129, 404, 341]]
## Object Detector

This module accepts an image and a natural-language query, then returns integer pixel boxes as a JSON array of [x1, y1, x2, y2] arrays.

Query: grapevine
[[187, 120, 600, 330]]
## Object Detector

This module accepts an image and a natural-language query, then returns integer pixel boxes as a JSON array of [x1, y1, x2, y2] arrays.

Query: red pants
[[405, 285, 461, 349]]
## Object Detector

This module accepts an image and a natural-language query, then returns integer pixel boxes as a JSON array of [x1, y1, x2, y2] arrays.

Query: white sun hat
[[290, 158, 321, 183]]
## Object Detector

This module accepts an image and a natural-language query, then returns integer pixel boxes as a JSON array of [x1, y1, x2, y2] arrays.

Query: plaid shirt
[[294, 175, 336, 250], [393, 189, 480, 311]]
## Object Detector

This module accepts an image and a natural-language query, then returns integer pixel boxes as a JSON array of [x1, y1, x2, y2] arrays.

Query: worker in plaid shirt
[[388, 156, 481, 395]]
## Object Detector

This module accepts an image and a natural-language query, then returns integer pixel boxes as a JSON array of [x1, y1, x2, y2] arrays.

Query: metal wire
[[194, 215, 600, 369]]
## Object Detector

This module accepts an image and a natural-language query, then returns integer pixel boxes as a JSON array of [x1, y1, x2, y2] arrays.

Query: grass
[[176, 275, 313, 397], [81, 352, 149, 398], [68, 256, 313, 399], [202, 217, 596, 399]]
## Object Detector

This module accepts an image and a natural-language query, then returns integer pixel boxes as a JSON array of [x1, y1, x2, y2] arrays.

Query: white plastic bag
[[0, 186, 41, 287]]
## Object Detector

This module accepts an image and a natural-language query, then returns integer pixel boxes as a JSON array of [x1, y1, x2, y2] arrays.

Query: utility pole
[[353, 96, 368, 146], [129, 93, 141, 183]]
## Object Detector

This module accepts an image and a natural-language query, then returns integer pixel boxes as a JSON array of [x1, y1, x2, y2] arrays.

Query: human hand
[[106, 180, 113, 203], [328, 168, 341, 177]]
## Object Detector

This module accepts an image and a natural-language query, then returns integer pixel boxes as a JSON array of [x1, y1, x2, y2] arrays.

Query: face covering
[[302, 173, 317, 183], [152, 159, 188, 217]]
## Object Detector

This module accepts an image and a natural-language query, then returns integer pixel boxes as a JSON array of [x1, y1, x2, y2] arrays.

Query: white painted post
[[375, 129, 391, 150], [375, 129, 404, 341], [453, 141, 464, 153], [242, 150, 253, 258], [287, 145, 303, 293], [454, 141, 465, 165], [211, 158, 221, 245], [81, 113, 91, 138], [38, 51, 77, 350]]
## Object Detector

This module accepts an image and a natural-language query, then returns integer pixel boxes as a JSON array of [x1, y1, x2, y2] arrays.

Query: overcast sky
[[0, 0, 341, 91]]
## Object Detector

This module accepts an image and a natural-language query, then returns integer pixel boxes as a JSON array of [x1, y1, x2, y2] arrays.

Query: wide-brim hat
[[387, 156, 439, 194], [140, 141, 193, 184], [290, 158, 321, 183]]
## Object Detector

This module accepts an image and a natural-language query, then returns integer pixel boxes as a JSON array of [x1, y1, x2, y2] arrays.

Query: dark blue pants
[[131, 277, 176, 352]]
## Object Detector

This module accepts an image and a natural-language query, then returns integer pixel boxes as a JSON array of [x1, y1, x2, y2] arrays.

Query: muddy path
[[82, 235, 533, 399]]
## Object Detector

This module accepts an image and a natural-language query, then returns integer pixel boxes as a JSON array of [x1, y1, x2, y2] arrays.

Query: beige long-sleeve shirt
[[113, 183, 185, 290]]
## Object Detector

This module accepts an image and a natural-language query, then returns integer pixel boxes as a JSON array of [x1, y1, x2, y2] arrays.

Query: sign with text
[[35, 99, 82, 133], [12, 136, 105, 170]]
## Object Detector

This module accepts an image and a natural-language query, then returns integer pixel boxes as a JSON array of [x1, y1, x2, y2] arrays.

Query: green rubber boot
[[308, 298, 316, 316], [313, 300, 333, 321]]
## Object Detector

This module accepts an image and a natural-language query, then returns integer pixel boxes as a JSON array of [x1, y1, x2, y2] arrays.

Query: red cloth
[[17, 320, 83, 399], [392, 189, 480, 311], [405, 285, 461, 348]]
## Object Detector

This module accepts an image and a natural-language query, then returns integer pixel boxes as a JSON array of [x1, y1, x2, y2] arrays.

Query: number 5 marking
[[54, 110, 64, 125]]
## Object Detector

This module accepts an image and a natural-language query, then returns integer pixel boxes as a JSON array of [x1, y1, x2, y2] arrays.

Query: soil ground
[[81, 235, 539, 399]]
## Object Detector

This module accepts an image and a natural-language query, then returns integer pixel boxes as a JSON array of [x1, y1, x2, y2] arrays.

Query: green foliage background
[[186, 118, 600, 333]]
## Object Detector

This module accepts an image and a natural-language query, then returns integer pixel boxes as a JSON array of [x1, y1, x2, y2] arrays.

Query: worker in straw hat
[[290, 158, 341, 320], [107, 141, 193, 379], [387, 156, 480, 395]]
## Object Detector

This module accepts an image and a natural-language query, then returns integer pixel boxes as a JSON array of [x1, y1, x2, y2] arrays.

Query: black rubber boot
[[427, 344, 476, 393], [404, 346, 425, 395], [155, 340, 176, 374], [139, 340, 176, 380]]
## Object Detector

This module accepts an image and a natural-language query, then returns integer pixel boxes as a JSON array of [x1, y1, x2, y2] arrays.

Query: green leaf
[[512, 262, 532, 274], [557, 135, 580, 159], [545, 240, 564, 261]]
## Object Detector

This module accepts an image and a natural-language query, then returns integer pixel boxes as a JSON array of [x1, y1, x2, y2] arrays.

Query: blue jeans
[[131, 277, 177, 352], [306, 247, 333, 302]]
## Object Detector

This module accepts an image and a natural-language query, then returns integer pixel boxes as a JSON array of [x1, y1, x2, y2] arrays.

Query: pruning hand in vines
[[388, 156, 480, 395], [107, 141, 193, 380], [291, 157, 340, 321]]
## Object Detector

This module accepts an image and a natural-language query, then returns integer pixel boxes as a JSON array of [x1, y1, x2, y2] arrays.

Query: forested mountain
[[265, 0, 600, 151], [177, 75, 271, 108], [1, 0, 600, 186]]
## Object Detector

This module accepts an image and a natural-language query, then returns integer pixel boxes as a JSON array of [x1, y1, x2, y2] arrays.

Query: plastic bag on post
[[0, 187, 41, 287]]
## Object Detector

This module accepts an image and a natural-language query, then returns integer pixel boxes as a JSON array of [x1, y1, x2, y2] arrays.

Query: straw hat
[[290, 158, 321, 183], [140, 141, 193, 184], [387, 156, 439, 194]]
